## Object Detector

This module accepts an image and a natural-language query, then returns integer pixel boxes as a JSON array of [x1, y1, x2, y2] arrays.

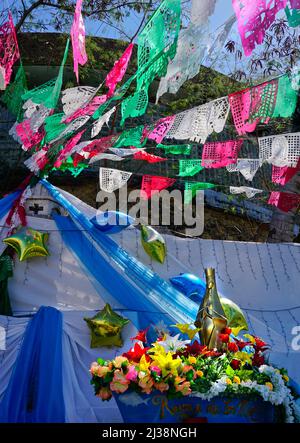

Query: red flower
[[219, 333, 230, 343], [130, 327, 149, 343], [223, 327, 232, 335], [184, 341, 207, 356], [253, 336, 268, 352], [230, 359, 241, 370], [123, 343, 150, 363], [204, 350, 223, 358], [228, 342, 239, 353], [233, 338, 252, 350], [252, 351, 265, 367]]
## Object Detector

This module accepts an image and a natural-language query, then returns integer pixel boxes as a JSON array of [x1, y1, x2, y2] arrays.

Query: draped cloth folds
[[0, 306, 65, 423]]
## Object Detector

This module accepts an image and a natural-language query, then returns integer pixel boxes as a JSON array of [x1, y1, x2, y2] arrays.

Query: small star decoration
[[3, 227, 50, 262], [84, 303, 130, 348]]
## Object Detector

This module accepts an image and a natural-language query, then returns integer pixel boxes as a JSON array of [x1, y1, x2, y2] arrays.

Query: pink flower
[[110, 370, 130, 394], [154, 381, 169, 392], [150, 365, 162, 376], [90, 362, 99, 375], [125, 365, 138, 381], [97, 387, 112, 401]]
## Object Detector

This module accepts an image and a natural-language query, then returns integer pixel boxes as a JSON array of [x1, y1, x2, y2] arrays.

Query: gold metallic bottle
[[194, 268, 228, 350]]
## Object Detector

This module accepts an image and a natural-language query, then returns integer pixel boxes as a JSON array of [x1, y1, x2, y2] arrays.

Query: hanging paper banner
[[202, 140, 243, 168], [99, 168, 132, 192], [62, 86, 97, 118], [106, 43, 134, 98], [109, 147, 146, 157], [24, 148, 49, 173], [232, 0, 288, 56], [230, 186, 263, 199], [191, 0, 217, 24], [142, 116, 176, 144], [229, 79, 278, 136], [157, 144, 192, 155], [285, 0, 300, 26], [272, 159, 300, 185], [121, 0, 181, 124], [258, 132, 300, 167], [1, 63, 27, 121], [113, 126, 145, 148], [71, 0, 88, 82], [75, 134, 119, 162], [89, 153, 124, 163], [165, 97, 230, 143], [54, 130, 85, 168], [5, 185, 32, 230], [272, 74, 298, 118], [226, 159, 261, 181], [184, 181, 215, 204], [268, 191, 300, 212], [63, 94, 107, 123], [133, 151, 166, 163], [141, 175, 176, 199], [91, 107, 116, 138], [0, 65, 5, 90], [0, 12, 20, 89], [178, 160, 203, 177], [15, 119, 45, 151]]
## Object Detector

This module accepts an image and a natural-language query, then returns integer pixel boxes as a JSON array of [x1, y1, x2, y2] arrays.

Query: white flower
[[157, 334, 190, 352]]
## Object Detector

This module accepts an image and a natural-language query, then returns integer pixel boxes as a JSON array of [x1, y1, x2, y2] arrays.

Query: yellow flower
[[172, 323, 200, 340], [188, 356, 197, 365], [244, 334, 256, 344], [139, 355, 150, 372], [149, 343, 167, 357], [234, 351, 253, 366], [196, 370, 204, 378], [226, 378, 232, 385], [233, 376, 241, 384], [265, 382, 273, 391], [282, 375, 289, 383], [152, 352, 182, 377]]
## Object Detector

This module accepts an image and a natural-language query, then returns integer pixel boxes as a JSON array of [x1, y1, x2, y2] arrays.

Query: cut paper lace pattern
[[0, 12, 20, 88], [71, 0, 88, 82], [79, 135, 119, 162], [114, 126, 145, 148], [64, 95, 107, 123], [133, 151, 166, 163], [61, 86, 97, 118], [156, 24, 208, 101], [226, 159, 261, 181], [178, 160, 203, 177], [268, 191, 300, 212], [184, 181, 215, 204], [258, 133, 300, 167], [15, 119, 45, 151], [230, 186, 263, 199], [24, 148, 49, 173], [232, 0, 288, 56], [143, 116, 176, 144], [91, 107, 116, 138], [166, 97, 230, 143], [141, 175, 176, 199], [229, 80, 278, 135], [202, 140, 243, 169], [105, 43, 134, 98], [99, 168, 132, 192], [272, 159, 300, 185]]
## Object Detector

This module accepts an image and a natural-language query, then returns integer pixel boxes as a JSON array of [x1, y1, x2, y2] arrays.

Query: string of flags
[[1, 0, 300, 221]]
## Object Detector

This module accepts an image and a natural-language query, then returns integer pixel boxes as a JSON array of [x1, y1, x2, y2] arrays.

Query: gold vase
[[194, 268, 228, 350]]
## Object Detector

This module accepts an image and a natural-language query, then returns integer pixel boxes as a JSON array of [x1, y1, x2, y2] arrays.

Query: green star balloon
[[3, 227, 50, 262], [84, 304, 130, 348], [140, 225, 166, 264]]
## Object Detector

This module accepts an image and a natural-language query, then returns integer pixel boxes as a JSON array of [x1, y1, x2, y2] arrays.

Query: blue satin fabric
[[0, 191, 21, 220], [0, 306, 65, 423], [41, 179, 198, 326]]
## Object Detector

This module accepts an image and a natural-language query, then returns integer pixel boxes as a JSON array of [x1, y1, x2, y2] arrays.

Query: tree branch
[[15, 0, 45, 32]]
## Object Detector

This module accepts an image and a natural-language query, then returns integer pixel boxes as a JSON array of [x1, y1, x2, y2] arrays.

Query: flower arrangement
[[90, 325, 299, 422]]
